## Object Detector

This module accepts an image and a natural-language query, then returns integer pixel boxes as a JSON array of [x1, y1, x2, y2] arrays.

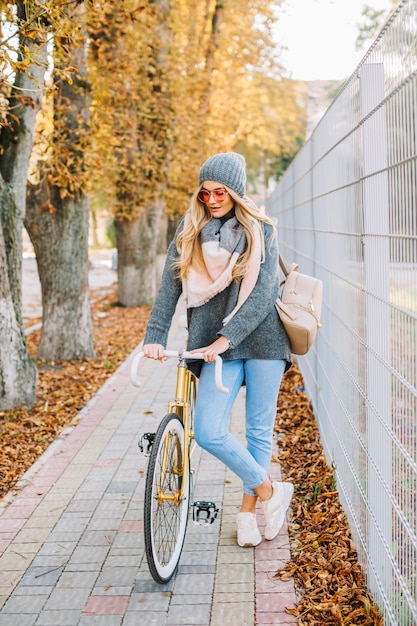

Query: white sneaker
[[236, 512, 262, 547], [261, 481, 294, 541]]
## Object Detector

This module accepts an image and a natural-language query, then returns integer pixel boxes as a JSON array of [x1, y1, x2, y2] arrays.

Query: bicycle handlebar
[[130, 350, 229, 394]]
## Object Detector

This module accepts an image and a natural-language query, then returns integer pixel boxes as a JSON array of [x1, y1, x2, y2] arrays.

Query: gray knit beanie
[[198, 152, 246, 197]]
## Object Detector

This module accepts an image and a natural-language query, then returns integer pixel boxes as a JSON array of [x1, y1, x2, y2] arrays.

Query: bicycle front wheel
[[144, 412, 190, 583]]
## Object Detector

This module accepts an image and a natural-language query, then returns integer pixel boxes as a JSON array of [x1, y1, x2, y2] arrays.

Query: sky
[[273, 0, 395, 81]]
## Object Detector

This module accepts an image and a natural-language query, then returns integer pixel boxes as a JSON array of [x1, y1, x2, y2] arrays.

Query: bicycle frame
[[130, 350, 229, 504], [131, 349, 227, 506], [162, 357, 197, 503]]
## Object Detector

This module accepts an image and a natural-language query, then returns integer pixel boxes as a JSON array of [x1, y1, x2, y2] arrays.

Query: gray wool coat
[[143, 216, 292, 377]]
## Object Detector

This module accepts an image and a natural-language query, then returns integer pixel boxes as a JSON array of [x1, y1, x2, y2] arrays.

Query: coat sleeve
[[218, 223, 279, 347], [143, 221, 184, 347]]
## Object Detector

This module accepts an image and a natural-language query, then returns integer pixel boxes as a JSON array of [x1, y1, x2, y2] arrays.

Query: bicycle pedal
[[192, 501, 219, 526], [138, 432, 155, 455]]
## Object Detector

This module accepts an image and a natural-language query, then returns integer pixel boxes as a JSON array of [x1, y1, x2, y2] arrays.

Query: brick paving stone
[[217, 549, 253, 564], [216, 562, 254, 584], [93, 459, 121, 468], [95, 566, 137, 588], [179, 551, 217, 566], [64, 563, 101, 573], [211, 602, 254, 626], [0, 614, 39, 626], [0, 539, 13, 553], [256, 591, 298, 613], [170, 593, 212, 605], [13, 527, 52, 545], [19, 566, 64, 587], [117, 520, 143, 533], [255, 612, 298, 625], [167, 603, 211, 625], [56, 571, 98, 588], [122, 612, 166, 626], [255, 558, 289, 573], [88, 517, 124, 532], [11, 585, 50, 596], [214, 591, 255, 603], [43, 587, 91, 611], [93, 587, 132, 597], [0, 584, 27, 606], [0, 519, 26, 535], [104, 555, 139, 568], [127, 592, 171, 613], [78, 617, 123, 626], [110, 533, 142, 550], [36, 609, 83, 625], [53, 517, 93, 534], [106, 481, 137, 494], [37, 540, 79, 557], [215, 581, 253, 594], [29, 555, 69, 569], [0, 552, 32, 572], [93, 499, 130, 516], [82, 595, 130, 615], [66, 498, 101, 512], [1, 592, 47, 613], [70, 545, 109, 564], [255, 572, 296, 594], [173, 572, 215, 595], [78, 531, 115, 547]]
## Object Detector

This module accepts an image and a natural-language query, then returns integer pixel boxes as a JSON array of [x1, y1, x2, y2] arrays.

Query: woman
[[143, 152, 293, 547]]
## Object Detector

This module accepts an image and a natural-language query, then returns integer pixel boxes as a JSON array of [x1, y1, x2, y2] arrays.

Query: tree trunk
[[116, 196, 165, 306], [25, 184, 95, 360], [0, 19, 47, 409], [25, 1, 95, 361], [0, 186, 37, 409]]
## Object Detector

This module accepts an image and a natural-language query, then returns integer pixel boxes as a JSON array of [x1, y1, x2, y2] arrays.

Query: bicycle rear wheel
[[144, 412, 190, 583]]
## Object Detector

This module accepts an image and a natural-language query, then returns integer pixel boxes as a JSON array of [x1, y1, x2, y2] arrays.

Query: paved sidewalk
[[0, 311, 297, 626]]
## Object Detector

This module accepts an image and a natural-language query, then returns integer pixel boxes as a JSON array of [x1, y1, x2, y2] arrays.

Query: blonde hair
[[174, 184, 276, 281]]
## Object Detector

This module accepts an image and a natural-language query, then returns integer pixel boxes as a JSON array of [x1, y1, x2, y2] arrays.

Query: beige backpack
[[275, 256, 323, 356]]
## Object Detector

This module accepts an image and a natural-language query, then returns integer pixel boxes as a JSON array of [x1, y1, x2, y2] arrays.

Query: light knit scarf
[[182, 212, 262, 325]]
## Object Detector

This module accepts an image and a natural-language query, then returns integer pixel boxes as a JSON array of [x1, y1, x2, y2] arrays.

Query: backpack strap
[[279, 255, 299, 277]]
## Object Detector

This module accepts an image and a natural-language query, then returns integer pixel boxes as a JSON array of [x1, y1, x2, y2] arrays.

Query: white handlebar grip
[[215, 356, 229, 393], [181, 352, 229, 394], [130, 350, 144, 387]]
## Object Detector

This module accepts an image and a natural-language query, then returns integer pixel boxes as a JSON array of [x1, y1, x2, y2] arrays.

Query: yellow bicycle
[[131, 350, 228, 583]]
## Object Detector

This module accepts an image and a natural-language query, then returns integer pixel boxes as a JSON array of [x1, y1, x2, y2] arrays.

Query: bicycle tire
[[144, 412, 190, 583]]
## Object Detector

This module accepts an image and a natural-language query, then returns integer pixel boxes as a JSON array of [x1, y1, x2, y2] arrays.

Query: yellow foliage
[[8, 0, 306, 221]]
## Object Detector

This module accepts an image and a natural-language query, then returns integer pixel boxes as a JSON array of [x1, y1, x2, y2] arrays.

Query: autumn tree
[[89, 0, 172, 306], [164, 0, 300, 212], [89, 0, 303, 304], [234, 73, 306, 198], [163, 0, 228, 212], [355, 2, 396, 51], [25, 0, 96, 361], [0, 0, 49, 409]]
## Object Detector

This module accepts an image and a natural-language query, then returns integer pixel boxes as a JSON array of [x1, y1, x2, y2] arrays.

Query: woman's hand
[[142, 343, 167, 362], [190, 336, 230, 363]]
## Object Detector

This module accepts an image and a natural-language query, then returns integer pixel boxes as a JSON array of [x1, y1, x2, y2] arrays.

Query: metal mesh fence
[[268, 2, 417, 623]]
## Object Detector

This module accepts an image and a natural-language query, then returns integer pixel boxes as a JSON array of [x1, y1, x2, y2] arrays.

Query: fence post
[[359, 63, 392, 600]]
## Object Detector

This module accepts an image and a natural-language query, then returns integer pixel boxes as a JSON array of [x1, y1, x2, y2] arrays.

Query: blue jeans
[[194, 359, 286, 496]]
